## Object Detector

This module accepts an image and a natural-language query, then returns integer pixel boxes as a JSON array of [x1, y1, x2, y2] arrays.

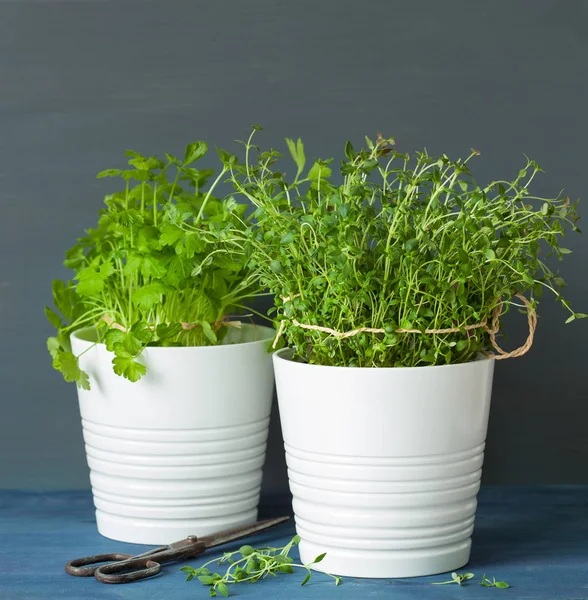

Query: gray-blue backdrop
[[1, 0, 586, 493]]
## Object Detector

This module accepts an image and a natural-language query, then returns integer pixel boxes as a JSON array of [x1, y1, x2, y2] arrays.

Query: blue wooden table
[[1, 487, 587, 599]]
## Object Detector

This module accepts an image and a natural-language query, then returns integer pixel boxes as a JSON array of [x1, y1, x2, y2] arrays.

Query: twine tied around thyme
[[272, 293, 537, 361], [100, 314, 243, 333]]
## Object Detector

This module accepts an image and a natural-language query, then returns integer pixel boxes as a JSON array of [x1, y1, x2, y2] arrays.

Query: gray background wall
[[1, 0, 586, 493]]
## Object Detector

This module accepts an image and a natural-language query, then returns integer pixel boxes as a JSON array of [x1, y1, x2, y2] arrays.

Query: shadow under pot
[[272, 348, 495, 578], [71, 324, 275, 545]]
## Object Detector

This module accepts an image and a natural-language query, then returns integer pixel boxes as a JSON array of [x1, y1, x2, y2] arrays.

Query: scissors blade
[[198, 516, 290, 549]]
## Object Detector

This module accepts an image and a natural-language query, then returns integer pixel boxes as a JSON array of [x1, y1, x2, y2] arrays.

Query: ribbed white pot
[[273, 349, 495, 578], [71, 324, 275, 545]]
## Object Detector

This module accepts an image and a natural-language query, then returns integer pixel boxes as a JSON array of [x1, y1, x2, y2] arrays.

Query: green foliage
[[432, 572, 510, 588], [47, 142, 258, 388], [481, 574, 511, 589], [432, 572, 475, 586], [181, 535, 341, 597], [229, 128, 585, 367]]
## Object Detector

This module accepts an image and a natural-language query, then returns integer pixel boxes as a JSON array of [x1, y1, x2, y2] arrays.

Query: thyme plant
[[47, 142, 257, 388], [228, 128, 584, 368]]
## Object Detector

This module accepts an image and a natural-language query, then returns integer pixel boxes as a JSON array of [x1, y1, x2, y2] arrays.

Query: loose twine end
[[272, 293, 536, 361]]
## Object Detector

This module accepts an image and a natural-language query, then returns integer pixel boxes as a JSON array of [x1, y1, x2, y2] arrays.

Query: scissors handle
[[65, 553, 134, 577], [94, 539, 207, 584], [95, 557, 161, 584]]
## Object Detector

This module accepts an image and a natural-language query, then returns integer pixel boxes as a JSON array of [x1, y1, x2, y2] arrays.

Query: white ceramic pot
[[71, 324, 275, 545], [273, 349, 495, 578]]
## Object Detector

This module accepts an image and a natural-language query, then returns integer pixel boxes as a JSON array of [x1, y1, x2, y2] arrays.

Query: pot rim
[[273, 347, 492, 372], [72, 323, 276, 352]]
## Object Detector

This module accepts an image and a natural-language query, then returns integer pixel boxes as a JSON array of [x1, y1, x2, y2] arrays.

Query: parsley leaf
[[112, 356, 147, 382]]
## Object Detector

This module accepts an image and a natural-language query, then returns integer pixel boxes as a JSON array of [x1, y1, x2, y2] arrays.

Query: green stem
[[195, 167, 228, 223]]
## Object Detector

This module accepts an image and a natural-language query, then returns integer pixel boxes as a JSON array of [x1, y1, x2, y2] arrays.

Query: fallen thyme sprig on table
[[432, 571, 475, 586], [432, 571, 510, 588], [182, 535, 341, 597], [481, 574, 511, 589]]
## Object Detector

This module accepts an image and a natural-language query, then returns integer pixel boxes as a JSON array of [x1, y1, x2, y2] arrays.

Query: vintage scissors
[[65, 516, 289, 584]]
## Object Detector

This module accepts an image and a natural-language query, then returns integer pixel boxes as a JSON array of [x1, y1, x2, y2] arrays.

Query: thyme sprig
[[182, 535, 341, 597], [432, 571, 510, 588]]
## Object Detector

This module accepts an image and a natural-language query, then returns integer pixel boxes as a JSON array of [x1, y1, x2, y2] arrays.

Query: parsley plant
[[47, 142, 257, 388]]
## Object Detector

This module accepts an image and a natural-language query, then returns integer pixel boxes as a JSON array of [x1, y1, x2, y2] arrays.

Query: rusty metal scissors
[[65, 516, 289, 584]]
